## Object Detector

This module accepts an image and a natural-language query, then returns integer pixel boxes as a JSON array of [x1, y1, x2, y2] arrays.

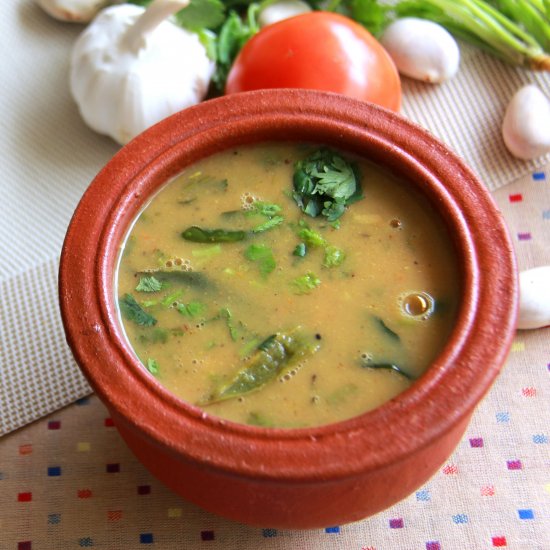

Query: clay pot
[[59, 89, 518, 529]]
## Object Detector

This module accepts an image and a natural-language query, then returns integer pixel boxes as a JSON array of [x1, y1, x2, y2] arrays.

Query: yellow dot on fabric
[[77, 442, 91, 452], [511, 341, 525, 352], [544, 483, 550, 495], [168, 508, 182, 518]]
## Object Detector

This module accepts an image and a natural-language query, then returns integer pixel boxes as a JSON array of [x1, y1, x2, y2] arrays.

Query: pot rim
[[59, 89, 518, 482]]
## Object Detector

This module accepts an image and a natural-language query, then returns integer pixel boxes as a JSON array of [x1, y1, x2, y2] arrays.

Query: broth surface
[[116, 143, 460, 428]]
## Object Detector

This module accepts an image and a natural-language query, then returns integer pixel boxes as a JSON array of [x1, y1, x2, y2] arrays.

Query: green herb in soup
[[116, 143, 460, 428]]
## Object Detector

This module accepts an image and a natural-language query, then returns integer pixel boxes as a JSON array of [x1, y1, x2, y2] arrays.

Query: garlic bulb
[[502, 85, 550, 160], [258, 0, 312, 28], [380, 17, 460, 83], [36, 0, 111, 22], [70, 0, 214, 145], [517, 266, 550, 330]]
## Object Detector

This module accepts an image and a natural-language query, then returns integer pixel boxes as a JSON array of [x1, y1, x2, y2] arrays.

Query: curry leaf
[[119, 294, 157, 327], [198, 330, 320, 405]]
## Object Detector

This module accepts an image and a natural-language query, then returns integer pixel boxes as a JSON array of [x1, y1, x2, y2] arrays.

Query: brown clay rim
[[60, 89, 518, 482]]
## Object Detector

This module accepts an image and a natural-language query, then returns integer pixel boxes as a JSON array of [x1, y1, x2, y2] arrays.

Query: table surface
[[1, 3, 549, 549]]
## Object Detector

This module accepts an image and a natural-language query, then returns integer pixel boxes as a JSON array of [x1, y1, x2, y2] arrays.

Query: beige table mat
[[1, 2, 549, 435]]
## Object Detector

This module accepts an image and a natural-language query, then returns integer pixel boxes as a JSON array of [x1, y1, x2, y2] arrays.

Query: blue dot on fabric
[[518, 509, 534, 520], [140, 533, 154, 544], [416, 490, 431, 501], [496, 412, 510, 423], [452, 514, 469, 524], [325, 526, 340, 533], [47, 466, 62, 477], [262, 529, 277, 538], [48, 513, 61, 525], [78, 538, 94, 548], [532, 434, 548, 444], [532, 172, 546, 180]]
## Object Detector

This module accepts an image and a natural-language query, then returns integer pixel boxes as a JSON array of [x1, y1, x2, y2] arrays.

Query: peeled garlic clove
[[36, 0, 110, 23], [517, 266, 550, 330], [258, 0, 311, 28], [502, 85, 550, 160], [70, 2, 214, 145], [380, 17, 459, 83]]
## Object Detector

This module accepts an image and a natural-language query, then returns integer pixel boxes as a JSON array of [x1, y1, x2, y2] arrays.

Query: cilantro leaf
[[177, 301, 206, 317], [174, 0, 225, 31], [292, 148, 363, 221], [129, 0, 226, 31], [119, 294, 157, 327], [291, 272, 321, 295], [212, 5, 260, 90], [323, 245, 345, 267], [244, 244, 276, 277], [135, 275, 163, 293], [146, 358, 160, 376]]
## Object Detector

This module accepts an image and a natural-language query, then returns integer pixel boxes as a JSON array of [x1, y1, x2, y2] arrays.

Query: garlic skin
[[502, 85, 550, 160], [70, 2, 214, 145], [36, 0, 111, 23], [258, 0, 312, 28], [517, 266, 550, 330], [380, 17, 460, 83]]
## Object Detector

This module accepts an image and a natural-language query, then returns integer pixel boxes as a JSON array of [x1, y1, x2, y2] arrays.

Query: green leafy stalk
[[390, 0, 550, 70]]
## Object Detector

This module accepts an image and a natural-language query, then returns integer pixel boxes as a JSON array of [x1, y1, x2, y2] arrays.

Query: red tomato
[[225, 12, 401, 111]]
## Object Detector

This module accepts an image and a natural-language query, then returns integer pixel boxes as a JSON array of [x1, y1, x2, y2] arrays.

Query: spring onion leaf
[[119, 294, 157, 327]]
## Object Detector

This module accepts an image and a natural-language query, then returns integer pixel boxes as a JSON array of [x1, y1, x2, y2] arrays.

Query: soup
[[116, 142, 459, 428]]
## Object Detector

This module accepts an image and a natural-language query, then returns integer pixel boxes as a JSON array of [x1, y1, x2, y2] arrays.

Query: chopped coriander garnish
[[244, 244, 276, 277], [135, 275, 163, 293], [298, 227, 326, 248], [252, 215, 284, 233], [323, 245, 345, 268], [119, 294, 157, 327], [250, 201, 282, 217], [161, 289, 185, 308], [291, 272, 321, 295], [293, 148, 363, 221], [146, 357, 160, 376], [293, 243, 307, 257], [177, 301, 206, 317]]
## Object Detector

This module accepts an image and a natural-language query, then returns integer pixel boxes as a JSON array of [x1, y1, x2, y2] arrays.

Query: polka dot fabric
[[1, 168, 548, 548]]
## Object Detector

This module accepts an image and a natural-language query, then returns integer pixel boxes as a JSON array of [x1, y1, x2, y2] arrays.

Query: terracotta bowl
[[59, 89, 518, 529]]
